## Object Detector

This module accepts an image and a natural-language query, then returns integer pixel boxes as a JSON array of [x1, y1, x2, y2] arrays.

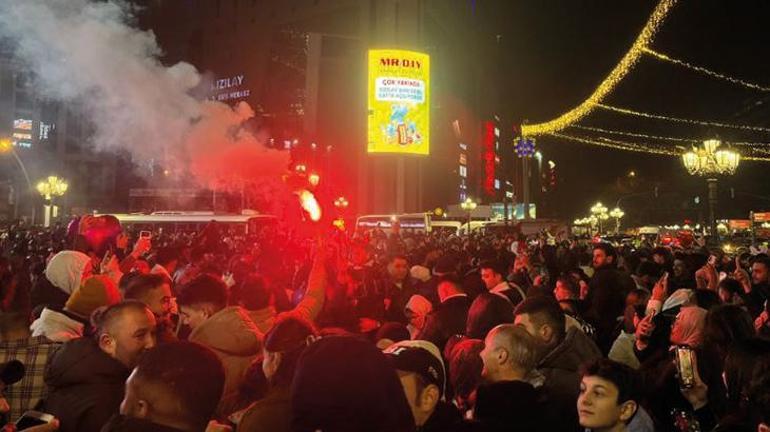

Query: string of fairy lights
[[594, 103, 770, 133], [569, 125, 770, 148], [520, 0, 678, 137], [519, 0, 770, 161], [642, 47, 770, 92]]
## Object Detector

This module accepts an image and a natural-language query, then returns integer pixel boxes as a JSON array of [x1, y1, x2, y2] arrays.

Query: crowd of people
[[0, 215, 769, 432]]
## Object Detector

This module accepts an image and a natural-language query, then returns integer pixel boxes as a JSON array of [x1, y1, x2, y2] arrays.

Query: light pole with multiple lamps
[[460, 197, 477, 230], [590, 202, 609, 234], [682, 139, 740, 242], [36, 176, 68, 227], [609, 207, 625, 234]]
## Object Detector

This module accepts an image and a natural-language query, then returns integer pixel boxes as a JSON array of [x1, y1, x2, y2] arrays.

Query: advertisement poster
[[367, 49, 430, 155]]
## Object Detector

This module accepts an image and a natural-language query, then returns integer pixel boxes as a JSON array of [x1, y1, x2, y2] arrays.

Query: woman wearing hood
[[635, 303, 725, 432], [30, 250, 93, 312], [29, 251, 121, 342]]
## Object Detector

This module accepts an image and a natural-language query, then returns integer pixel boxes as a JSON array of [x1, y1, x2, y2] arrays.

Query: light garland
[[643, 48, 770, 92], [570, 125, 698, 143], [547, 131, 770, 161], [545, 132, 679, 155], [521, 0, 678, 137], [595, 103, 770, 133], [571, 124, 770, 148]]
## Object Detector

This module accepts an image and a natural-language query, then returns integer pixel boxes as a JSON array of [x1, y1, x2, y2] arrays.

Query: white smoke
[[0, 0, 288, 184]]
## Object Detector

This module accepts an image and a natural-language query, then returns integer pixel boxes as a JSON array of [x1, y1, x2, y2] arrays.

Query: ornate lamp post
[[590, 202, 609, 233], [460, 197, 478, 231], [334, 196, 349, 210], [682, 139, 740, 241], [36, 176, 68, 227], [609, 207, 625, 234]]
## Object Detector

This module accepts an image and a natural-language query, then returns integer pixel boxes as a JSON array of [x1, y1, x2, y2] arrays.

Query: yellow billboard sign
[[367, 49, 430, 155]]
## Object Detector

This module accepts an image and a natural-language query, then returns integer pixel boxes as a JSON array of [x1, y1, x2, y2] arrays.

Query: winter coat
[[189, 306, 262, 417], [238, 385, 291, 432], [30, 307, 85, 342], [474, 380, 547, 432], [419, 295, 471, 351], [43, 337, 130, 432], [100, 415, 188, 432], [538, 327, 602, 432], [419, 401, 463, 432], [586, 266, 635, 354]]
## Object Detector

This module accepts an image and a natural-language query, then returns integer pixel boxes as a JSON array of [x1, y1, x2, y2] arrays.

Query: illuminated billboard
[[367, 49, 430, 155]]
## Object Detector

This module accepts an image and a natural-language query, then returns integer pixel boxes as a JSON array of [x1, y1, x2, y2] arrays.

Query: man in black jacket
[[44, 301, 156, 432], [585, 243, 635, 354], [477, 324, 549, 432], [515, 296, 602, 432], [418, 276, 471, 352]]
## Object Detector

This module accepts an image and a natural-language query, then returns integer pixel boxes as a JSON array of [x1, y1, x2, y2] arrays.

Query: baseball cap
[[0, 360, 25, 386], [384, 340, 446, 398]]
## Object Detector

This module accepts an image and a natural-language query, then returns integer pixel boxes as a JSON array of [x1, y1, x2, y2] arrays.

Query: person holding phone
[[1, 361, 59, 431]]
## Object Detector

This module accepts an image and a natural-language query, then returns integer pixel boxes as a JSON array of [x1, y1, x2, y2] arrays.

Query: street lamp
[[682, 139, 740, 242], [590, 202, 609, 233], [334, 196, 349, 210], [308, 172, 320, 187], [460, 197, 477, 231], [609, 207, 625, 234], [36, 176, 68, 227]]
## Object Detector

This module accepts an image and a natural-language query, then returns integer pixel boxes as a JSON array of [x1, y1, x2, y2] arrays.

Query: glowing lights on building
[[458, 141, 468, 201], [13, 119, 32, 130], [13, 118, 33, 148], [483, 121, 496, 196]]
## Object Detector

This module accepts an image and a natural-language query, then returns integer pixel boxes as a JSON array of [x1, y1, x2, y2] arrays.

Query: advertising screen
[[367, 49, 430, 154]]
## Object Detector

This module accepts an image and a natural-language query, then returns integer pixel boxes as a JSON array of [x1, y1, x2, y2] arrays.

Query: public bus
[[355, 213, 431, 233], [108, 211, 277, 235]]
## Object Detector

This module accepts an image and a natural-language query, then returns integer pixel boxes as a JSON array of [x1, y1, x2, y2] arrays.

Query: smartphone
[[675, 346, 696, 389], [15, 410, 54, 430], [140, 230, 152, 239]]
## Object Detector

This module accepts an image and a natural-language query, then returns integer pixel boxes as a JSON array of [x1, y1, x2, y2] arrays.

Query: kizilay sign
[[210, 74, 251, 102]]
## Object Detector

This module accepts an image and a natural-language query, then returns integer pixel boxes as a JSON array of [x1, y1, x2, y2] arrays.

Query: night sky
[[142, 0, 770, 224], [478, 0, 770, 224]]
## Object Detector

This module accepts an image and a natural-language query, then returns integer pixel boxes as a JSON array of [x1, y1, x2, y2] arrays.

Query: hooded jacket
[[538, 327, 602, 432], [30, 307, 85, 342], [31, 251, 92, 311], [43, 337, 130, 432], [188, 306, 262, 417]]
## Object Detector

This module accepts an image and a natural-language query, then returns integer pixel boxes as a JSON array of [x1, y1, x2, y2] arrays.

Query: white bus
[[355, 213, 431, 233], [108, 211, 277, 235]]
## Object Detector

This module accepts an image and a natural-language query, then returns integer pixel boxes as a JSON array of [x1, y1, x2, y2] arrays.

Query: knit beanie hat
[[291, 336, 415, 432], [65, 275, 122, 318]]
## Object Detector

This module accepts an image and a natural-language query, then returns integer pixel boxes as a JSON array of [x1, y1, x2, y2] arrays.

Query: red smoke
[[185, 101, 289, 187]]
